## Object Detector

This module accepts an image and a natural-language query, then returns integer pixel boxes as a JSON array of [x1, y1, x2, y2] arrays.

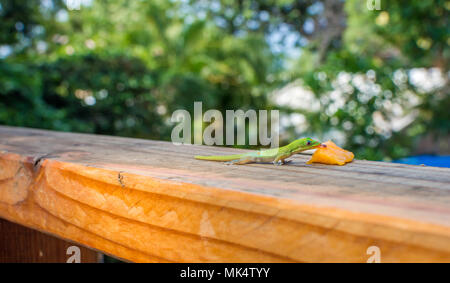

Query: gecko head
[[291, 138, 322, 153], [304, 138, 322, 149]]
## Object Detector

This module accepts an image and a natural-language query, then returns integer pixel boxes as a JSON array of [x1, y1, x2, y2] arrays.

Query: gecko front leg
[[273, 152, 294, 165]]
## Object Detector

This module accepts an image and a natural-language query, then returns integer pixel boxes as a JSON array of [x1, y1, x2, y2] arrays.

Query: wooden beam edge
[[1, 151, 450, 262]]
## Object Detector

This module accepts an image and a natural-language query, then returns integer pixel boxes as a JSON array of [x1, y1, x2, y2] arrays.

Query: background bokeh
[[0, 0, 448, 162]]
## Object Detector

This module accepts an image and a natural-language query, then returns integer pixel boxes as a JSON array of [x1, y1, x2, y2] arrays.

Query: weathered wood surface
[[0, 125, 449, 263]]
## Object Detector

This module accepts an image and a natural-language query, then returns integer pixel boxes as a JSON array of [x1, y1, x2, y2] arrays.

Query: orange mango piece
[[307, 140, 354, 166]]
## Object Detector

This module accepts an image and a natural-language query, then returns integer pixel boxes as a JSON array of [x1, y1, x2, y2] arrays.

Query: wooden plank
[[0, 125, 449, 262], [0, 218, 101, 263]]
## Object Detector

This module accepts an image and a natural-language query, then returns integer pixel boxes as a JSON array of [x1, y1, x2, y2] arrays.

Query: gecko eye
[[307, 140, 311, 145]]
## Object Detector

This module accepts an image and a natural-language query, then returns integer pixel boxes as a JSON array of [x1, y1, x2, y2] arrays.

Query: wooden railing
[[0, 125, 449, 262]]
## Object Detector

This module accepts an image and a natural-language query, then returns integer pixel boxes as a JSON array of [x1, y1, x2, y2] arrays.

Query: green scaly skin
[[195, 138, 322, 165]]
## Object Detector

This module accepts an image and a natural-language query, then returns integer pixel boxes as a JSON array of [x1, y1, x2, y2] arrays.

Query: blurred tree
[[40, 53, 165, 138], [0, 0, 448, 159], [1, 0, 277, 141], [190, 0, 346, 62], [283, 0, 449, 160]]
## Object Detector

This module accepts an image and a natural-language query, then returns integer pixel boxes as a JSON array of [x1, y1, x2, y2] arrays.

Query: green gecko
[[195, 138, 322, 165]]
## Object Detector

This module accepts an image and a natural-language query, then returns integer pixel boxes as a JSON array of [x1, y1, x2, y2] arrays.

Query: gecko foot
[[274, 160, 292, 166]]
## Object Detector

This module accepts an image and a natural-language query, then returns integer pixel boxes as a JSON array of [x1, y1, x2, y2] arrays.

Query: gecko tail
[[195, 154, 244, 162]]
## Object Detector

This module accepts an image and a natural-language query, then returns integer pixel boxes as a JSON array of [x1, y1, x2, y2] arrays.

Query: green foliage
[[0, 0, 448, 160], [40, 53, 165, 138], [283, 0, 449, 160], [0, 61, 64, 129]]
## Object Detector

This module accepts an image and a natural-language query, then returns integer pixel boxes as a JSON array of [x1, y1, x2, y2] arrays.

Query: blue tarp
[[393, 155, 450, 168]]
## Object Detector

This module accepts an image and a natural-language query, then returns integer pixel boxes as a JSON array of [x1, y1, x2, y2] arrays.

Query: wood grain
[[0, 125, 449, 262]]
